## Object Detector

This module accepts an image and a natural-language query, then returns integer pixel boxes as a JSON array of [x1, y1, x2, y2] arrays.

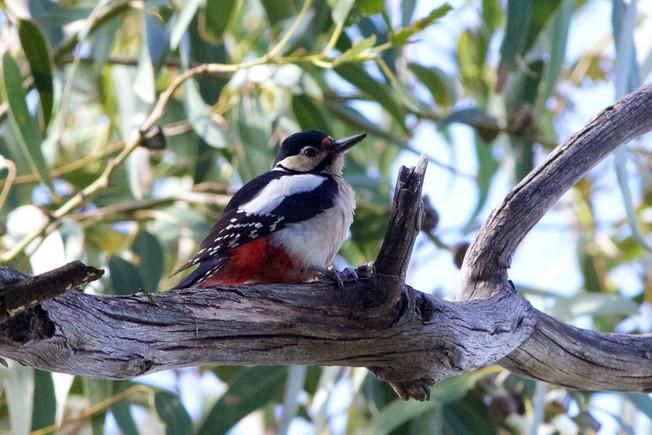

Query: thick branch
[[500, 313, 652, 392], [0, 279, 534, 401], [462, 83, 652, 298]]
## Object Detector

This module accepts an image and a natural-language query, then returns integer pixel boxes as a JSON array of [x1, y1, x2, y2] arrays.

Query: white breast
[[269, 176, 355, 269]]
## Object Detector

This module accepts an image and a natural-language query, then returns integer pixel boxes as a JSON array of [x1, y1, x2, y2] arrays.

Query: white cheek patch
[[239, 174, 326, 215]]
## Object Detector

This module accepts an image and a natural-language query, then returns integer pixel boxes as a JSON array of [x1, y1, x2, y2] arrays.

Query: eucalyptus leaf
[[155, 391, 193, 435], [18, 19, 54, 128], [197, 366, 287, 435], [0, 53, 53, 193], [31, 370, 56, 431]]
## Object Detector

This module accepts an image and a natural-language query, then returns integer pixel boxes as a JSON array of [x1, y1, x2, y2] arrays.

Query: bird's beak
[[330, 133, 367, 153]]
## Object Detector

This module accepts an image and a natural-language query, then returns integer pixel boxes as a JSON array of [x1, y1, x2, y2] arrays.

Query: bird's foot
[[355, 261, 374, 279], [317, 266, 359, 289]]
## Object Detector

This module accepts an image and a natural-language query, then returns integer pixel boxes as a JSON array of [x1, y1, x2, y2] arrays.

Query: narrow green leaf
[[198, 366, 287, 435], [408, 62, 456, 107], [482, 0, 501, 34], [31, 370, 56, 431], [108, 256, 145, 295], [543, 0, 572, 100], [111, 402, 139, 435], [523, 0, 562, 56], [18, 19, 54, 128], [0, 53, 53, 193], [390, 4, 452, 45], [467, 135, 498, 227], [400, 0, 417, 27], [292, 94, 331, 133], [132, 231, 164, 290], [337, 35, 376, 64], [335, 63, 406, 130], [170, 0, 202, 49], [499, 0, 532, 68], [204, 0, 239, 40], [155, 391, 193, 435]]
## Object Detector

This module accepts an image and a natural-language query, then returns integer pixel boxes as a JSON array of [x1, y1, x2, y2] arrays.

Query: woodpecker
[[172, 130, 366, 288]]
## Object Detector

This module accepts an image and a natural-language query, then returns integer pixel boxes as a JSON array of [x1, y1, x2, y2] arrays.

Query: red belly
[[202, 237, 316, 285]]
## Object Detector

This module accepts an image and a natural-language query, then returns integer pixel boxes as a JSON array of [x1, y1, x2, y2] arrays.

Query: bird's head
[[273, 130, 366, 175]]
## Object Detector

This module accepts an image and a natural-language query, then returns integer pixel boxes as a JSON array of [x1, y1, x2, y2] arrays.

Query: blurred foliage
[[0, 0, 651, 434]]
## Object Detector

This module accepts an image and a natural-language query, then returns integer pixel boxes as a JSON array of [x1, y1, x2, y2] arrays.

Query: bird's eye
[[302, 147, 319, 157]]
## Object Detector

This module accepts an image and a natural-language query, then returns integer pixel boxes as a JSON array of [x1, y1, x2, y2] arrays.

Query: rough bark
[[1, 84, 652, 399]]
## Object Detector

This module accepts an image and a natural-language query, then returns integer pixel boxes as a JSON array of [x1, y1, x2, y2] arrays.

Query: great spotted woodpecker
[[172, 130, 366, 288]]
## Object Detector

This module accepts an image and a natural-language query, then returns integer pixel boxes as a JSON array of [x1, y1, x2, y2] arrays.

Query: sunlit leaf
[[170, 0, 202, 49], [18, 19, 54, 128]]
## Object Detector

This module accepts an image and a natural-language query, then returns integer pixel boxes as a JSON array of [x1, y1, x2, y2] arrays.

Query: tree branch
[[461, 83, 652, 298], [0, 262, 103, 322], [1, 85, 652, 400]]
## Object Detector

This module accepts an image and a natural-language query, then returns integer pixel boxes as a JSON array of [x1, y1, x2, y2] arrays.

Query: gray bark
[[1, 84, 652, 399]]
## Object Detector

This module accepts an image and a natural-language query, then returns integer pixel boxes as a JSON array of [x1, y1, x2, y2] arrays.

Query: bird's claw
[[317, 267, 359, 289]]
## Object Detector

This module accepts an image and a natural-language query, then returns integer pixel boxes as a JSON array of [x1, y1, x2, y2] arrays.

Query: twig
[[0, 261, 103, 322]]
